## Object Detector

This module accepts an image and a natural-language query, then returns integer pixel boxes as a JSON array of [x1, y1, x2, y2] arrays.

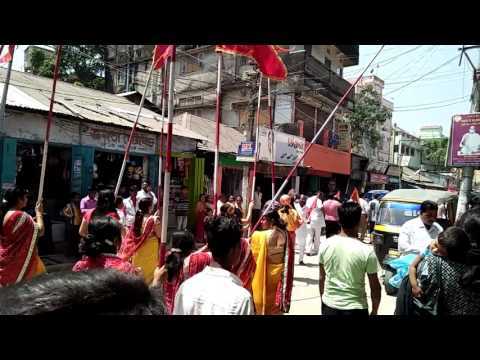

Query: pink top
[[323, 199, 342, 222], [72, 254, 135, 274]]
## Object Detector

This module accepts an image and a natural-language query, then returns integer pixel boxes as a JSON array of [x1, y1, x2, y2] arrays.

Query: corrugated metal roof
[[382, 189, 456, 203], [174, 112, 245, 154], [0, 68, 207, 142]]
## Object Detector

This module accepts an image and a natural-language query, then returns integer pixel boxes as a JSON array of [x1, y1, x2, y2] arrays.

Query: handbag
[[412, 256, 443, 316]]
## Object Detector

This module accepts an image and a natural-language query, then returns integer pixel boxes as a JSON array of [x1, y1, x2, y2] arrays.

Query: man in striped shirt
[[176, 186, 190, 231]]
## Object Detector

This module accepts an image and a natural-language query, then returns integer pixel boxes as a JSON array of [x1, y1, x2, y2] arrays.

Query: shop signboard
[[336, 123, 351, 152], [274, 131, 305, 166], [448, 113, 480, 166], [256, 127, 305, 166], [238, 141, 255, 157], [370, 173, 388, 184], [236, 141, 256, 162], [80, 123, 156, 155]]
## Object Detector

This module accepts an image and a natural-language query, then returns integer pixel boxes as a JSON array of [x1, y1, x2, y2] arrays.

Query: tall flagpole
[[248, 73, 263, 237], [160, 46, 176, 264], [114, 56, 156, 197], [157, 65, 168, 211], [0, 46, 15, 136], [37, 45, 62, 203], [268, 78, 275, 198], [250, 46, 385, 234], [213, 53, 223, 214]]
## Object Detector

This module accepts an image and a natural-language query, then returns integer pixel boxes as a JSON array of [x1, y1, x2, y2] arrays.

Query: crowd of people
[[0, 178, 480, 316]]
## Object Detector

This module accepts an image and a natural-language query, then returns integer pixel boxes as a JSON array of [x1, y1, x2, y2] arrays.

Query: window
[[117, 69, 125, 86], [411, 148, 415, 156], [179, 59, 201, 74], [393, 145, 399, 153]]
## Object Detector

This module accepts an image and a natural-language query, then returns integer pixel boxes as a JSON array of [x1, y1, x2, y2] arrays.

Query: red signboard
[[370, 173, 388, 184]]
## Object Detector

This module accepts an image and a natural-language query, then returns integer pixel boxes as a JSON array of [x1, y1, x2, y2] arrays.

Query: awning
[[304, 143, 351, 175]]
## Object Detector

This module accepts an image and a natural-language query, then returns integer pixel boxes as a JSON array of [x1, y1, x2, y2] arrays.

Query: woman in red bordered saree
[[0, 188, 46, 287]]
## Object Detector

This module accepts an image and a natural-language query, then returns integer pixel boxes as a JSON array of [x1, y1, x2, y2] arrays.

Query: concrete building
[[391, 125, 423, 170], [419, 125, 444, 140], [104, 45, 360, 198], [351, 75, 397, 192], [24, 45, 55, 73]]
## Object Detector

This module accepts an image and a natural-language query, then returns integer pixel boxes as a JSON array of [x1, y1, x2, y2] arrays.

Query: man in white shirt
[[294, 195, 309, 265], [398, 200, 443, 254], [173, 216, 255, 315], [358, 194, 370, 242], [368, 194, 381, 234], [123, 185, 138, 227], [136, 180, 157, 210], [305, 191, 326, 256]]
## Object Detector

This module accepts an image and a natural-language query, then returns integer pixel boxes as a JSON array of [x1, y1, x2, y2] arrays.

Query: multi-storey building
[[105, 45, 359, 197]]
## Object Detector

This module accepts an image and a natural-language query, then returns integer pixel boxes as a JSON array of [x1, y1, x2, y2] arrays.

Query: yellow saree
[[131, 234, 159, 285], [251, 229, 285, 315]]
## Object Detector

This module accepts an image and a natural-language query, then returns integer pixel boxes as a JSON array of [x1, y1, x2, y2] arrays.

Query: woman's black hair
[[458, 208, 480, 248], [3, 187, 29, 210], [437, 227, 471, 263], [1, 188, 29, 231], [79, 216, 122, 257], [264, 209, 287, 231], [0, 269, 167, 315], [133, 197, 153, 237], [165, 232, 195, 282], [92, 189, 116, 220]]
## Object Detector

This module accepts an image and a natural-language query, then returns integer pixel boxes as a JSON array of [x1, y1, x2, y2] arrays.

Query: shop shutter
[[148, 154, 159, 190], [81, 146, 95, 196], [0, 137, 17, 189]]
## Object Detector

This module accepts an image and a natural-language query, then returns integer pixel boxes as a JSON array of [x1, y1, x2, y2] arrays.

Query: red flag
[[350, 187, 359, 203], [0, 45, 15, 63], [216, 45, 287, 80], [152, 45, 174, 70]]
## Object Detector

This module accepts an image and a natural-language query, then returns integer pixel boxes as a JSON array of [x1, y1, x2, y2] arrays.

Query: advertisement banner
[[238, 141, 255, 157], [258, 127, 274, 162], [274, 131, 305, 166], [449, 113, 480, 166]]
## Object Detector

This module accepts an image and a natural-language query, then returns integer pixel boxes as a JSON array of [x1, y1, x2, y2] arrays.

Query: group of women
[[0, 186, 295, 316], [0, 188, 162, 288]]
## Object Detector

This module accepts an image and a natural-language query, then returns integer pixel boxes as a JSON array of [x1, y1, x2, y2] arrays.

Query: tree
[[344, 85, 392, 149], [422, 137, 449, 169], [30, 45, 107, 90]]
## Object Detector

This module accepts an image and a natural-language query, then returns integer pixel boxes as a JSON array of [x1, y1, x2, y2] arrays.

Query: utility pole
[[456, 45, 480, 221]]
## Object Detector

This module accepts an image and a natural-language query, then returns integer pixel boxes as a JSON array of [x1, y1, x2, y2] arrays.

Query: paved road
[[288, 249, 397, 315]]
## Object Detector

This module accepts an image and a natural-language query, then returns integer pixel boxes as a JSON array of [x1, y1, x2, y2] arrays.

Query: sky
[[3, 45, 479, 137], [344, 45, 479, 137]]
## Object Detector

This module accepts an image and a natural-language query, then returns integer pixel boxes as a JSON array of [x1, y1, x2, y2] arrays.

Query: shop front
[[303, 142, 351, 197], [368, 173, 389, 190], [385, 164, 401, 191]]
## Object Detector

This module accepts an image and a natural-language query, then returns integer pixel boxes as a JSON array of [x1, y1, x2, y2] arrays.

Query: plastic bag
[[385, 254, 417, 289]]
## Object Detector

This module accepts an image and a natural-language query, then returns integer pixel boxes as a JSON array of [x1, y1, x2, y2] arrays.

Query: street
[[288, 248, 396, 316]]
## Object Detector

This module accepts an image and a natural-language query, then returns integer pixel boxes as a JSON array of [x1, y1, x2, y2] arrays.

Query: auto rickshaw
[[371, 189, 458, 295]]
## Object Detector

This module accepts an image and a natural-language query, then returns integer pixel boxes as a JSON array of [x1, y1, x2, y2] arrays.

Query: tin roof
[[0, 68, 207, 142], [174, 112, 245, 154]]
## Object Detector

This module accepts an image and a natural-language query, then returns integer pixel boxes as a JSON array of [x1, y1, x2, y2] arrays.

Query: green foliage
[[422, 137, 448, 168], [344, 85, 392, 149], [30, 45, 107, 90]]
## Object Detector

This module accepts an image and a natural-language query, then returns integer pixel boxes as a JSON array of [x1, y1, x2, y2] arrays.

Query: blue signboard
[[238, 141, 255, 157]]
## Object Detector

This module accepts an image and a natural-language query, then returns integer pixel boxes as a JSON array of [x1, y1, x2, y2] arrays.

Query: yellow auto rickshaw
[[371, 189, 457, 294]]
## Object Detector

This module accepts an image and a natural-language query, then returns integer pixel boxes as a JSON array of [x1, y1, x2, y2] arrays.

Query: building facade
[[105, 45, 359, 199], [419, 125, 444, 140]]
